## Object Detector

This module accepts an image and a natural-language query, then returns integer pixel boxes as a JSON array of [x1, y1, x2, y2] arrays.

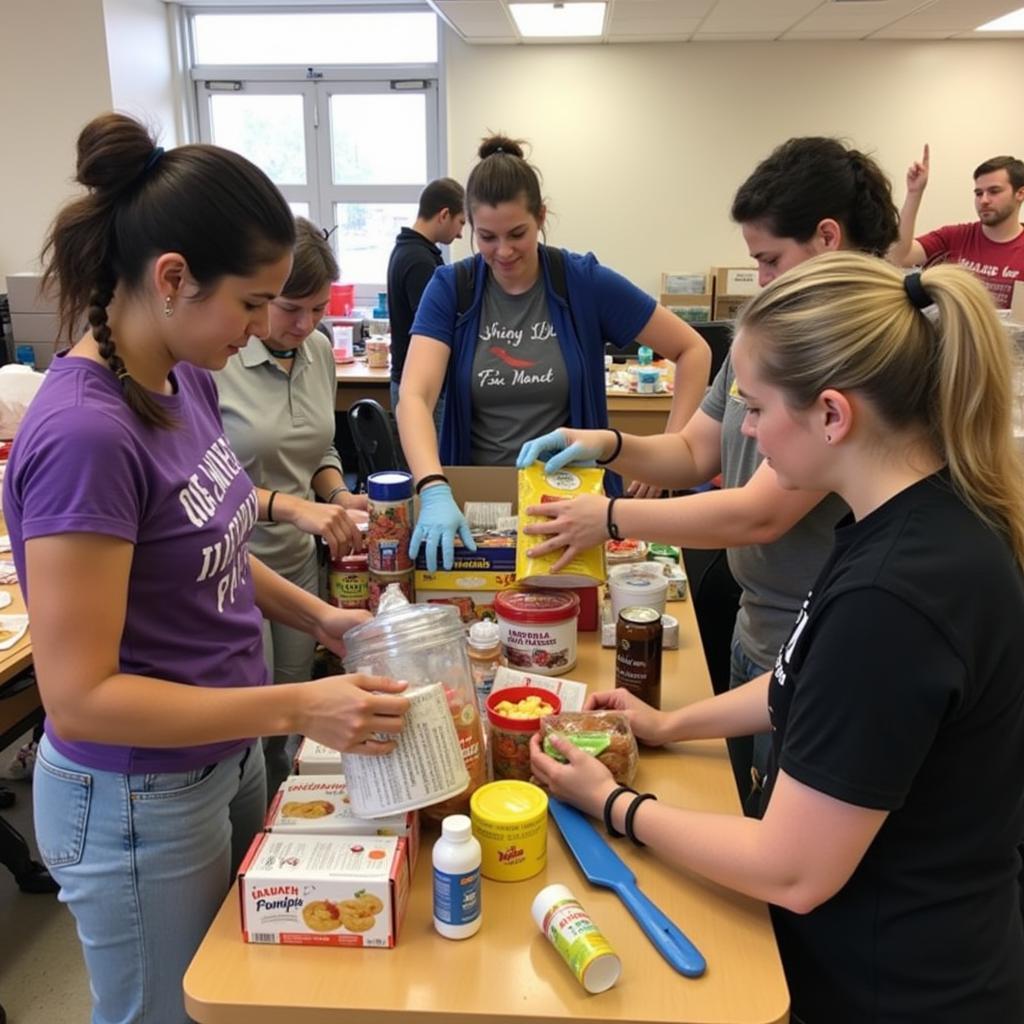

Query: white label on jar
[[341, 683, 469, 818], [498, 617, 577, 676]]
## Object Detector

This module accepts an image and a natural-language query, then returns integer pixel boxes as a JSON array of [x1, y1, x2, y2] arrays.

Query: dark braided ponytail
[[41, 111, 295, 430]]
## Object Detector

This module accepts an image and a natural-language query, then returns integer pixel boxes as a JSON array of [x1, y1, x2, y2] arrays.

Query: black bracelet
[[625, 792, 657, 847], [311, 465, 333, 481], [267, 490, 279, 523], [606, 496, 622, 541], [595, 427, 623, 466], [415, 473, 449, 495], [602, 785, 637, 838]]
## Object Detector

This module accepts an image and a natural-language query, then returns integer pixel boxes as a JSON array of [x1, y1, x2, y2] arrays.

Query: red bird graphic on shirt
[[489, 346, 537, 369]]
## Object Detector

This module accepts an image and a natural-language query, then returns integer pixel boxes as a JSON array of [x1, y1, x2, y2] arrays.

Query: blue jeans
[[34, 734, 267, 1024], [727, 628, 773, 818]]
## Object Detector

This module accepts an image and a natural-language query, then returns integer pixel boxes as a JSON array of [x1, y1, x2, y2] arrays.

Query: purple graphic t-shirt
[[3, 355, 269, 773]]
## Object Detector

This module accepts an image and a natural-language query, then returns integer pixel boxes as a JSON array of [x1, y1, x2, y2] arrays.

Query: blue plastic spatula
[[548, 796, 706, 977]]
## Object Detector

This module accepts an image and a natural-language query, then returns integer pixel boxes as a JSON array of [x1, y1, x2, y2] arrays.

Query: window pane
[[331, 95, 426, 185], [209, 94, 306, 185], [289, 202, 310, 219], [334, 203, 417, 284], [194, 13, 437, 65]]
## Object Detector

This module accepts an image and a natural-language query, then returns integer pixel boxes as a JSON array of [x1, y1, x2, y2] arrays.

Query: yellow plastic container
[[469, 780, 548, 882]]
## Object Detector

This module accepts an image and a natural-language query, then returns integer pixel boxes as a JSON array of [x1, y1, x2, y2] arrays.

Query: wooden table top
[[184, 587, 789, 1024]]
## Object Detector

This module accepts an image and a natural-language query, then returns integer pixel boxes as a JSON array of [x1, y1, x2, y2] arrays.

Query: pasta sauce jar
[[494, 589, 580, 676], [328, 552, 369, 609]]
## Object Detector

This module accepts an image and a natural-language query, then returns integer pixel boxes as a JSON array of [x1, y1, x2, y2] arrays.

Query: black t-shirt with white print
[[469, 273, 569, 465], [761, 473, 1024, 1024]]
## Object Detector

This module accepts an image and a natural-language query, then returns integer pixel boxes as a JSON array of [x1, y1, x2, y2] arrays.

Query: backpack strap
[[542, 244, 569, 303], [454, 256, 477, 317]]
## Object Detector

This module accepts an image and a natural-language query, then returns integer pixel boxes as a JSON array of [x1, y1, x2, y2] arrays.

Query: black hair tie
[[903, 272, 932, 310], [143, 146, 165, 173]]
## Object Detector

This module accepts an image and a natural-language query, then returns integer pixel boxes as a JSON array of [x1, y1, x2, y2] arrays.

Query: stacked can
[[328, 552, 369, 610], [366, 471, 415, 613]]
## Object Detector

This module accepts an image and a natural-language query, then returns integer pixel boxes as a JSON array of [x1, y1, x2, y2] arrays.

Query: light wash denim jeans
[[34, 734, 266, 1024], [727, 626, 773, 817]]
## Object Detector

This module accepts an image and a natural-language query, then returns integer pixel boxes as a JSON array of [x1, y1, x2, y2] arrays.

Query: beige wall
[[0, 0, 112, 281], [0, 0, 176, 284], [445, 35, 1024, 295]]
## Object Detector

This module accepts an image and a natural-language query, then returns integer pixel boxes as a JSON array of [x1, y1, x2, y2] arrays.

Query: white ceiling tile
[[691, 31, 782, 40], [699, 0, 822, 34], [435, 0, 516, 38]]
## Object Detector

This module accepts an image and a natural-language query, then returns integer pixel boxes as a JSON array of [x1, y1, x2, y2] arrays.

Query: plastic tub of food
[[485, 686, 561, 781], [470, 780, 549, 881], [494, 589, 580, 676]]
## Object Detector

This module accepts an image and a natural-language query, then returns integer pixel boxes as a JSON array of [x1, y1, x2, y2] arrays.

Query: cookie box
[[265, 775, 420, 870], [292, 737, 343, 775], [238, 833, 409, 947]]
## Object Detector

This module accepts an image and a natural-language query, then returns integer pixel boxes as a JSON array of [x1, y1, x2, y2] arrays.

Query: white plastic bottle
[[432, 814, 482, 939], [467, 620, 501, 705]]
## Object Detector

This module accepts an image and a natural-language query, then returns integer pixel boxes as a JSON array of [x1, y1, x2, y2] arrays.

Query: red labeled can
[[614, 606, 663, 708]]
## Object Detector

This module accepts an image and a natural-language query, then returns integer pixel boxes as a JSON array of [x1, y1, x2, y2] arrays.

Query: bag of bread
[[517, 462, 606, 587], [539, 711, 638, 786]]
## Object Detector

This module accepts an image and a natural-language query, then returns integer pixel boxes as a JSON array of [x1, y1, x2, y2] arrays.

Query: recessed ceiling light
[[509, 2, 606, 38], [977, 7, 1024, 30]]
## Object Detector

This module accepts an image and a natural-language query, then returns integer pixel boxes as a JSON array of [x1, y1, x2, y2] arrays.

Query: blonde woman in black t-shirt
[[532, 253, 1024, 1023]]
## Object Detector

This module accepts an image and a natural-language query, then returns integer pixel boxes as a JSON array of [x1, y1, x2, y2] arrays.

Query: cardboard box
[[660, 272, 711, 295], [265, 775, 419, 870], [413, 533, 516, 574], [442, 466, 517, 508], [713, 295, 750, 321], [238, 832, 409, 947], [293, 738, 343, 776], [414, 569, 513, 623], [711, 266, 760, 297], [4, 273, 57, 315]]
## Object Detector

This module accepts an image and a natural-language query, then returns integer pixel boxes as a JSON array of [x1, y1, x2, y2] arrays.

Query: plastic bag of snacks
[[539, 711, 639, 786], [517, 462, 607, 587]]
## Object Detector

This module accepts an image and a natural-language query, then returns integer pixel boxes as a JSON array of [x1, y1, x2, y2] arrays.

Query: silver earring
[[163, 296, 174, 318]]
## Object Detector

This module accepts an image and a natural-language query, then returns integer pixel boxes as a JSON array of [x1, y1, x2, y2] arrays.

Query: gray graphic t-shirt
[[470, 274, 569, 464]]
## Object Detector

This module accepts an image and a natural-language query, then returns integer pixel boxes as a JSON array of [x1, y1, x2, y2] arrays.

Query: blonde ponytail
[[736, 252, 1024, 570]]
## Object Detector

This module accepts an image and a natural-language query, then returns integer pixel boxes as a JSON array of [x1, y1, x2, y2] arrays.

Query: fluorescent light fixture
[[509, 2, 606, 38], [977, 7, 1024, 30]]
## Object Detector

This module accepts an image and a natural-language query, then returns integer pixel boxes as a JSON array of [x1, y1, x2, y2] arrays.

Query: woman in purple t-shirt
[[3, 113, 409, 1024]]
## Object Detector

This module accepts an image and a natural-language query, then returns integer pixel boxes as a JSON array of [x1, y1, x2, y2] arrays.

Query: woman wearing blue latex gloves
[[398, 133, 710, 572], [518, 138, 899, 813], [531, 254, 1024, 1024]]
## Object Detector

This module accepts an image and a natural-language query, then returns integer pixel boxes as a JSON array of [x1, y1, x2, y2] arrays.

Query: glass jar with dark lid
[[614, 606, 663, 708]]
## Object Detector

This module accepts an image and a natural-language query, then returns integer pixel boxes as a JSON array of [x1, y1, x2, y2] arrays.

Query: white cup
[[608, 563, 668, 620]]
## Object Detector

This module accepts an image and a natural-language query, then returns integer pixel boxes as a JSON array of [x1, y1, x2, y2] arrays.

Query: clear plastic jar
[[343, 603, 487, 821]]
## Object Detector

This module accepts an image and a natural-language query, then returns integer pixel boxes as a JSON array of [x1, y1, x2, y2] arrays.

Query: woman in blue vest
[[397, 134, 710, 572]]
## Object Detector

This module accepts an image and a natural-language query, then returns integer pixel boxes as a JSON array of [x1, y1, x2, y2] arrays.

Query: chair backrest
[[691, 320, 734, 384], [347, 398, 404, 490]]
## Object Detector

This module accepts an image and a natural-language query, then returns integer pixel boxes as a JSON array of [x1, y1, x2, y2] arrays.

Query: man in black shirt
[[386, 177, 465, 431]]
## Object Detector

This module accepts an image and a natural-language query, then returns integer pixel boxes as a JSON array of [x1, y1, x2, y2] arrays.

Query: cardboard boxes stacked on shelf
[[4, 272, 62, 369], [660, 266, 761, 322]]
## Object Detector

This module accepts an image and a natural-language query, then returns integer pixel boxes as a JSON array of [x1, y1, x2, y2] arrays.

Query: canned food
[[485, 687, 561, 781], [470, 780, 548, 881], [614, 606, 663, 708], [494, 589, 580, 676], [367, 471, 413, 573]]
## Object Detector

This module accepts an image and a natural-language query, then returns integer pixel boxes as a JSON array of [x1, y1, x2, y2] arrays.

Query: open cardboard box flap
[[442, 465, 517, 510]]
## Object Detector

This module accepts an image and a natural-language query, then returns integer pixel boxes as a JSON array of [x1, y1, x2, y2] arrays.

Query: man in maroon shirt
[[890, 147, 1024, 309]]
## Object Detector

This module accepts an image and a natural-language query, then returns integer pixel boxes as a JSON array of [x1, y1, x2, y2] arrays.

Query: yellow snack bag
[[517, 463, 607, 587]]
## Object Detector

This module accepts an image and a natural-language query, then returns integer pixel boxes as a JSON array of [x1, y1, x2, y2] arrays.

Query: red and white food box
[[292, 737, 343, 775], [265, 775, 420, 870], [238, 833, 409, 947]]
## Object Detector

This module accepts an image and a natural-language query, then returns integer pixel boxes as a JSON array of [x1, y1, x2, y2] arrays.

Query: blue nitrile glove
[[515, 429, 602, 476], [408, 483, 477, 572]]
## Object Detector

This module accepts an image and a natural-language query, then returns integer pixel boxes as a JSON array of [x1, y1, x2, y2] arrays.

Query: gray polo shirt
[[215, 332, 342, 578], [701, 354, 848, 668]]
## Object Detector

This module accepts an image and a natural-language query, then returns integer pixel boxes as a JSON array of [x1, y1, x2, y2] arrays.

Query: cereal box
[[293, 738, 343, 775], [265, 776, 420, 870], [238, 833, 409, 947]]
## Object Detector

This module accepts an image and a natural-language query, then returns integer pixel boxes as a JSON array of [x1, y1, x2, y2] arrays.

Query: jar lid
[[342, 602, 463, 670], [470, 780, 548, 823], [618, 606, 662, 624], [332, 552, 368, 570], [367, 471, 412, 501], [493, 588, 580, 624]]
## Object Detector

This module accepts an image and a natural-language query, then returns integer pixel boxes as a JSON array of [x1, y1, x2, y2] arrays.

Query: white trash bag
[[0, 364, 46, 439]]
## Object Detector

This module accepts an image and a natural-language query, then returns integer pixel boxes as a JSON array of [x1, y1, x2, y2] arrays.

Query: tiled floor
[[0, 734, 91, 1023]]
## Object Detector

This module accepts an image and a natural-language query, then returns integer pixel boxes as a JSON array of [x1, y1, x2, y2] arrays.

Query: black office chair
[[347, 398, 405, 492], [691, 320, 734, 384]]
